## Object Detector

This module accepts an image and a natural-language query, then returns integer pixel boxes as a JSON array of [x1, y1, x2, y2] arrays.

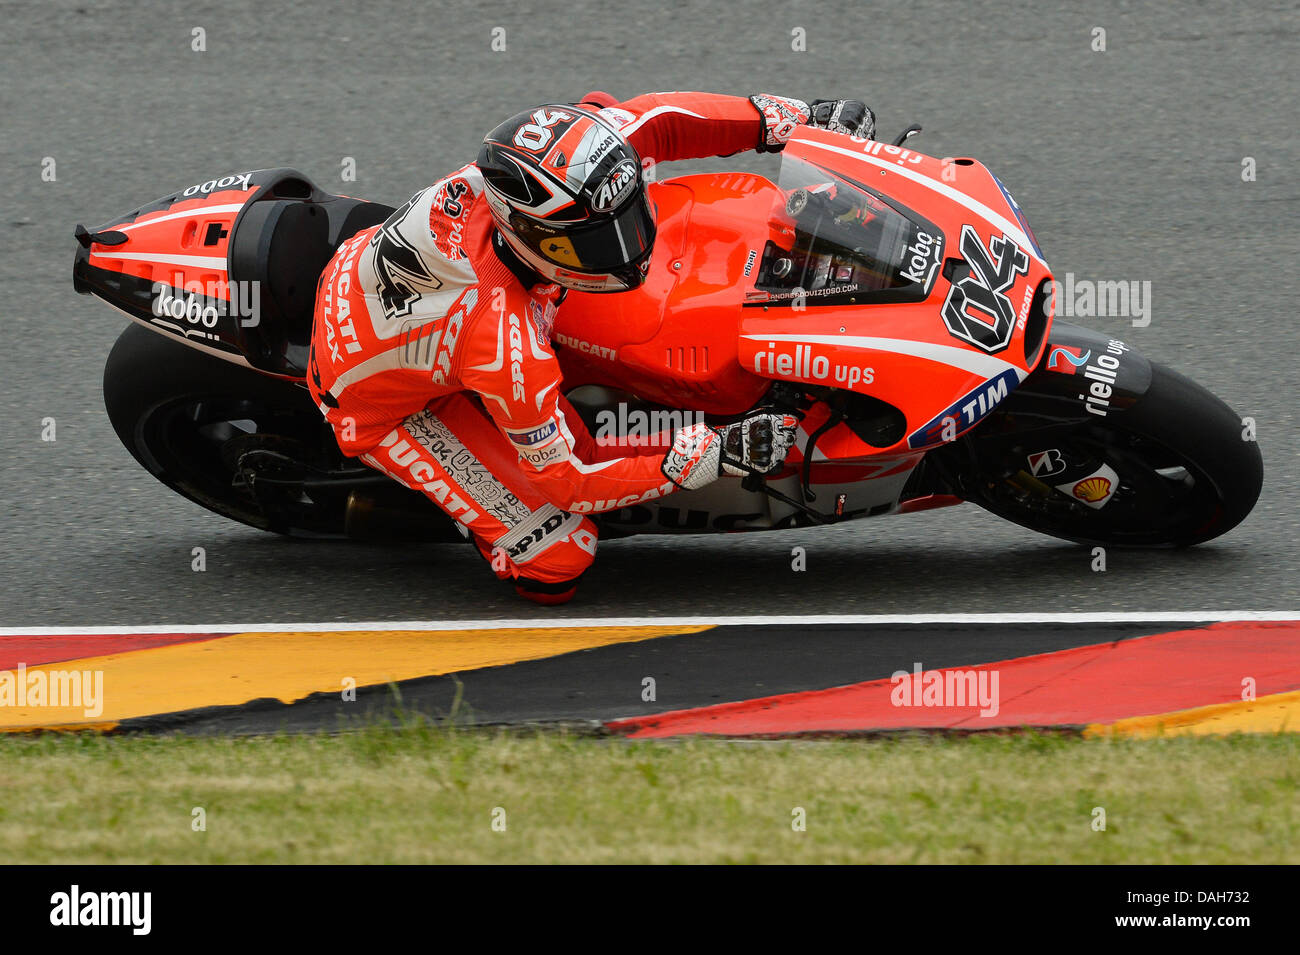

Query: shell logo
[[1073, 476, 1113, 503]]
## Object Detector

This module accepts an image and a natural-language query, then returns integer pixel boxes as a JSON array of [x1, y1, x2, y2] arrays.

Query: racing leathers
[[305, 91, 862, 603]]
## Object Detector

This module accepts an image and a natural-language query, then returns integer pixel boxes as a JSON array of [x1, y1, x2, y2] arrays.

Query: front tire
[[950, 362, 1263, 547]]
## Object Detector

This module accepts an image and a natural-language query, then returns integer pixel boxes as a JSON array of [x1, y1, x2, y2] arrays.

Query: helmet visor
[[509, 190, 656, 275]]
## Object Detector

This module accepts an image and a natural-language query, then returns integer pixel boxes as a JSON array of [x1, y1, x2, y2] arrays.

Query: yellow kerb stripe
[[1085, 689, 1300, 738], [0, 626, 712, 730]]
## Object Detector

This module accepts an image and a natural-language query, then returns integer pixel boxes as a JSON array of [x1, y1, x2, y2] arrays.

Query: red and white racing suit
[[306, 91, 776, 602]]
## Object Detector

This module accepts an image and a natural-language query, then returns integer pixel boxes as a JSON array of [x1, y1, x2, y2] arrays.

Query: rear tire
[[103, 323, 347, 535]]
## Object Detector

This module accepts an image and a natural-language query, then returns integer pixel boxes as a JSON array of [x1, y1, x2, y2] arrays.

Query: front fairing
[[738, 128, 1056, 452]]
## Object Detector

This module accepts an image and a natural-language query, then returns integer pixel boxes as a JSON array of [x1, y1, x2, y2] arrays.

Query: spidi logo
[[508, 313, 526, 402]]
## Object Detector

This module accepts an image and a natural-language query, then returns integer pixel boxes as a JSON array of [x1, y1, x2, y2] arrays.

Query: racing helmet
[[477, 105, 656, 293]]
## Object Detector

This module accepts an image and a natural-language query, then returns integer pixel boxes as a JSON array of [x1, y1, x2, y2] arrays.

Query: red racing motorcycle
[[73, 125, 1262, 549]]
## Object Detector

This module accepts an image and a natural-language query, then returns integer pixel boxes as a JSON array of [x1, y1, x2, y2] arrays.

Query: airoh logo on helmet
[[592, 159, 638, 212]]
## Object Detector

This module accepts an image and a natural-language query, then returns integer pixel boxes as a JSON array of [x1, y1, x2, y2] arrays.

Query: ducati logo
[[941, 225, 1030, 354]]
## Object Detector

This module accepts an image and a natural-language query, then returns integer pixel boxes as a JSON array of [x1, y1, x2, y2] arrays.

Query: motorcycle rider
[[306, 91, 875, 604]]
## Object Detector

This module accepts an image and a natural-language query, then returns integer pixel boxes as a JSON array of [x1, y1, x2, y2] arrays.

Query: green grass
[[0, 726, 1296, 863]]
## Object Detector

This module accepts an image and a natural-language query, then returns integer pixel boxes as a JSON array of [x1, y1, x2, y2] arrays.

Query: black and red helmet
[[477, 105, 655, 293]]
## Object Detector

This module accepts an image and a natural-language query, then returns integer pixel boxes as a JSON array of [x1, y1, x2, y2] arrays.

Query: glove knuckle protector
[[810, 98, 876, 140], [661, 422, 722, 490], [718, 413, 799, 477], [749, 93, 812, 152]]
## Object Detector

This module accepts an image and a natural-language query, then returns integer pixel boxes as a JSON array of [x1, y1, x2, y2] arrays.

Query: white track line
[[0, 611, 1295, 637]]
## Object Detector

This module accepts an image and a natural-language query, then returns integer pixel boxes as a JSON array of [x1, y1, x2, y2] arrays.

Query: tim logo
[[941, 225, 1030, 354], [1046, 345, 1091, 375], [506, 422, 557, 447]]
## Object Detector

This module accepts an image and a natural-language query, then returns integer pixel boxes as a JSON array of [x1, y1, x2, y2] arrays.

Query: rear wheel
[[104, 323, 352, 535], [947, 362, 1262, 547]]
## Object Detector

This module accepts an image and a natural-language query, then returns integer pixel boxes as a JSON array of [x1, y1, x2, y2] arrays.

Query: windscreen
[[749, 154, 944, 306]]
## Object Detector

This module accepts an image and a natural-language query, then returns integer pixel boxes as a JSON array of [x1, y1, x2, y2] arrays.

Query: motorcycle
[[72, 124, 1262, 550]]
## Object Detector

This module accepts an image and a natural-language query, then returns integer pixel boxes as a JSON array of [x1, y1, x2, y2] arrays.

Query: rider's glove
[[661, 415, 799, 491], [750, 94, 812, 152], [751, 94, 876, 152], [809, 99, 876, 140]]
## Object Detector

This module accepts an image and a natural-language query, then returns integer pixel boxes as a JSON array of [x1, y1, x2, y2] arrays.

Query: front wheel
[[945, 362, 1263, 547]]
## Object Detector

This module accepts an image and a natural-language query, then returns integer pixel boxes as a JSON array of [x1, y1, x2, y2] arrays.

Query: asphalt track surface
[[2, 1, 1298, 627]]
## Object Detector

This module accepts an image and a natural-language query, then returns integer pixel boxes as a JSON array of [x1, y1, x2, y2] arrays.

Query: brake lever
[[891, 123, 923, 148]]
